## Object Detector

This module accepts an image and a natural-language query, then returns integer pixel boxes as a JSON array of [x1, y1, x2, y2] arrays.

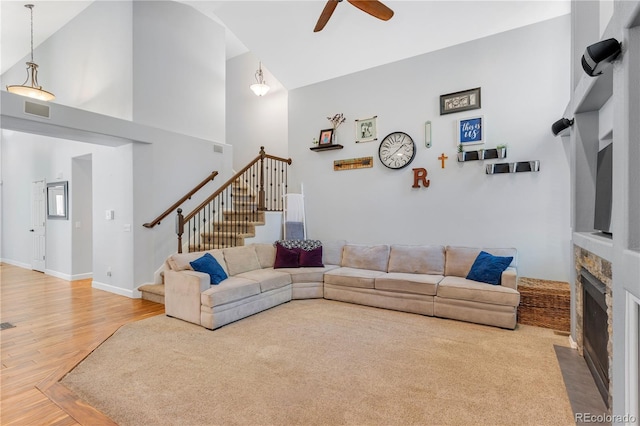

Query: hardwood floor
[[0, 263, 164, 425]]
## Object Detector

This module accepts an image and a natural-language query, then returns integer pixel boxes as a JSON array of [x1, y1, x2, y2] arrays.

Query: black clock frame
[[378, 131, 416, 170]]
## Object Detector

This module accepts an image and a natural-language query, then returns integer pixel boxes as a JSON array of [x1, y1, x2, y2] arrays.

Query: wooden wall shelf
[[486, 161, 540, 174], [310, 144, 343, 152], [457, 147, 506, 162]]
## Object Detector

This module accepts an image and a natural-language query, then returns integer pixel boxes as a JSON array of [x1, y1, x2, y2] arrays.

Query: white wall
[[226, 52, 288, 169], [130, 135, 231, 290], [133, 1, 226, 142], [0, 1, 134, 119], [71, 154, 93, 278], [288, 16, 572, 281], [0, 130, 130, 281], [0, 1, 231, 294]]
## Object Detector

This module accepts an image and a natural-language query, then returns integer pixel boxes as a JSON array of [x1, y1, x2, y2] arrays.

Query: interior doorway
[[71, 155, 93, 279], [30, 179, 46, 272]]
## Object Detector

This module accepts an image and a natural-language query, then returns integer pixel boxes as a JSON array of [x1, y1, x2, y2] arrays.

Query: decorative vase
[[497, 147, 507, 158], [457, 152, 465, 162], [477, 149, 485, 160]]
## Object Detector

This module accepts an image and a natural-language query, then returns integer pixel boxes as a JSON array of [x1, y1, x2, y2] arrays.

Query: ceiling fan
[[314, 0, 394, 32]]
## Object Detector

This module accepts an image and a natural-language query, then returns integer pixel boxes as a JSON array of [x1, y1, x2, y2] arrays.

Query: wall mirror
[[47, 181, 68, 220]]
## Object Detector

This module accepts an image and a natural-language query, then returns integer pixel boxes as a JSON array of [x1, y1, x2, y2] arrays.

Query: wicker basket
[[517, 277, 570, 332]]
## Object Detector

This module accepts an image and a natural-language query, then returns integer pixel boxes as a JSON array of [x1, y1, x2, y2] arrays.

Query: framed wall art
[[440, 87, 481, 115], [47, 181, 68, 220], [458, 116, 484, 145], [318, 128, 334, 145], [354, 116, 377, 143]]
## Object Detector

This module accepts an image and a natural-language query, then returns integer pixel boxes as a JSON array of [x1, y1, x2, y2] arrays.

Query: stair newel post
[[176, 208, 184, 254], [258, 146, 266, 211]]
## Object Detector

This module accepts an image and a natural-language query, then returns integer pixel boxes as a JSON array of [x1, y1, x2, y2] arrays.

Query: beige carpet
[[62, 300, 575, 426]]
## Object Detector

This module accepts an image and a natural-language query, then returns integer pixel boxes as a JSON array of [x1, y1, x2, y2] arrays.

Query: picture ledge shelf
[[457, 147, 506, 162], [310, 144, 344, 152], [486, 161, 540, 174]]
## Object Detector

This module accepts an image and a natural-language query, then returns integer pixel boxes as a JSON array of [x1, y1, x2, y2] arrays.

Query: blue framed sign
[[458, 116, 484, 145]]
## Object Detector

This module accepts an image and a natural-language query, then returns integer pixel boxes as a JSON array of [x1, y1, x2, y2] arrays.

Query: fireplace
[[581, 268, 609, 407]]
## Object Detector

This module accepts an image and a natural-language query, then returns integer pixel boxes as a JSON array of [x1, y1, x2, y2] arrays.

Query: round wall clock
[[378, 131, 416, 169]]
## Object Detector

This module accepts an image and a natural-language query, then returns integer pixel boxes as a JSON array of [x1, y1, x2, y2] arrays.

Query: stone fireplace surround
[[574, 246, 613, 409]]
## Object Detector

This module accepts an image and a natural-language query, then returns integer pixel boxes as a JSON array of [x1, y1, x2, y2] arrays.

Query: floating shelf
[[486, 161, 540, 174], [457, 147, 507, 162], [310, 144, 344, 152]]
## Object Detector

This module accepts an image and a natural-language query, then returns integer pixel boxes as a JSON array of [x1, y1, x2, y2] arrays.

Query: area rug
[[61, 299, 575, 425]]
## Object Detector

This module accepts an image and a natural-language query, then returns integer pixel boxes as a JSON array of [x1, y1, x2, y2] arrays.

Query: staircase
[[139, 147, 292, 304], [188, 180, 265, 251]]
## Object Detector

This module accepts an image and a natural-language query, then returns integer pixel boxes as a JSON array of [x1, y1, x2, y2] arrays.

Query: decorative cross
[[438, 153, 448, 169]]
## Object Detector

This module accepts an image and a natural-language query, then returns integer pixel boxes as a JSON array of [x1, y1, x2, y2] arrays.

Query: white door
[[31, 180, 46, 272]]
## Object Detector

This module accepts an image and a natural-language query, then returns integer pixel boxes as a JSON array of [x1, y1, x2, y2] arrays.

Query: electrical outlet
[[106, 267, 112, 277]]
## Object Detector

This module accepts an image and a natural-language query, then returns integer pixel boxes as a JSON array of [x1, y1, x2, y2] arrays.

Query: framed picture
[[47, 181, 68, 220], [458, 115, 484, 145], [355, 116, 377, 143], [440, 87, 481, 115], [319, 128, 334, 145]]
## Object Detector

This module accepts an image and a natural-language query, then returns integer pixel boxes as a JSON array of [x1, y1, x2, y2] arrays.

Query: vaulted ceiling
[[1, 1, 570, 89]]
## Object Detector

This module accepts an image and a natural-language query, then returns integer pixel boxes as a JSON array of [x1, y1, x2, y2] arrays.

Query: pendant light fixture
[[250, 62, 270, 97], [6, 4, 55, 101]]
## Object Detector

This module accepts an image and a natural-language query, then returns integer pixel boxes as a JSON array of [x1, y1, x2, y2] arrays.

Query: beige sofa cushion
[[322, 240, 347, 265], [388, 245, 445, 275], [167, 250, 227, 274], [437, 276, 520, 307], [341, 244, 390, 272], [200, 277, 261, 308], [375, 272, 442, 296], [237, 269, 292, 292], [277, 265, 340, 283], [324, 267, 386, 289], [254, 243, 276, 268], [445, 246, 517, 278], [223, 246, 261, 276]]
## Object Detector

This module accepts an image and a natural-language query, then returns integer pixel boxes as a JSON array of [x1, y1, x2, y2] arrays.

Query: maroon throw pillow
[[274, 244, 299, 268], [299, 246, 324, 267]]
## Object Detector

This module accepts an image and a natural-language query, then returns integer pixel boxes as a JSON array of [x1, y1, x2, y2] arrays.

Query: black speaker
[[551, 118, 573, 136], [581, 38, 621, 77]]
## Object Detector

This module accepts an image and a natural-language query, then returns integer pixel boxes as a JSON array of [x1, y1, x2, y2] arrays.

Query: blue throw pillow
[[466, 251, 513, 285], [190, 253, 228, 285]]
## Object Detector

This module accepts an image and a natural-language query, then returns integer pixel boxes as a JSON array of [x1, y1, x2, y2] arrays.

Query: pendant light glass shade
[[6, 5, 55, 101], [250, 62, 270, 96]]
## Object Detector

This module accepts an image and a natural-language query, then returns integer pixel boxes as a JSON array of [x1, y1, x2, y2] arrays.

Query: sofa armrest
[[165, 270, 209, 325], [501, 267, 518, 291]]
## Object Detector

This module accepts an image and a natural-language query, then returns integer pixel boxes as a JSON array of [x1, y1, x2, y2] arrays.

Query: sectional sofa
[[164, 241, 520, 330]]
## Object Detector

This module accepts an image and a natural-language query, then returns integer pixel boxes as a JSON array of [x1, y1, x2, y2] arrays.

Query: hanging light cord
[[28, 4, 34, 63]]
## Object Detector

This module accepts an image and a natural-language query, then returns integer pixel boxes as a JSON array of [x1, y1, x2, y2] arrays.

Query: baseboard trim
[[0, 258, 33, 269], [92, 281, 137, 299], [46, 269, 72, 281], [71, 273, 93, 281]]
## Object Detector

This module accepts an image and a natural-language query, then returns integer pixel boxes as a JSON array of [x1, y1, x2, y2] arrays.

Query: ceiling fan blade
[[314, 0, 340, 32], [347, 0, 394, 21]]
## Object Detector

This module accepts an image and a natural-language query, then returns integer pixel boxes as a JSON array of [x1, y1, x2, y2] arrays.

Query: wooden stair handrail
[[182, 147, 291, 224], [176, 147, 292, 253], [143, 171, 219, 228]]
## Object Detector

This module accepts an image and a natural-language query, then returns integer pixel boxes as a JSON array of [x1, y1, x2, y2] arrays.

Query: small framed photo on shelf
[[319, 128, 334, 146], [440, 87, 481, 115], [354, 116, 377, 143], [458, 115, 484, 145]]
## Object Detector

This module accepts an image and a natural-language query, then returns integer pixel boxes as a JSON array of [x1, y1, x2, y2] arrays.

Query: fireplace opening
[[581, 268, 609, 407]]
